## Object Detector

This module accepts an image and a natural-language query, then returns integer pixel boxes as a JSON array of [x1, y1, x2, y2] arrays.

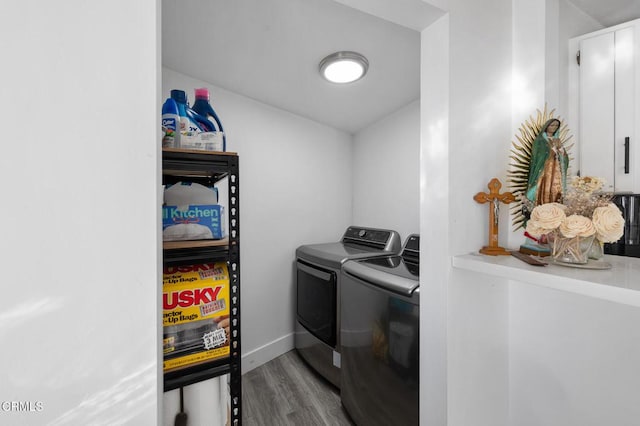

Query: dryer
[[295, 226, 401, 388], [340, 234, 420, 425]]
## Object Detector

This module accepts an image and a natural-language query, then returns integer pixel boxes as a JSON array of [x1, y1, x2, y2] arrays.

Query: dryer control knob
[[358, 229, 366, 238]]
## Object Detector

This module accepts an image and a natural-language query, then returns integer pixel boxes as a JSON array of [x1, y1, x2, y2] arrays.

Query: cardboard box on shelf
[[180, 131, 224, 152], [162, 204, 226, 241], [163, 262, 230, 372]]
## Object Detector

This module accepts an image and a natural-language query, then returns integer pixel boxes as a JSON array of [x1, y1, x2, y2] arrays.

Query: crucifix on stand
[[473, 178, 516, 256]]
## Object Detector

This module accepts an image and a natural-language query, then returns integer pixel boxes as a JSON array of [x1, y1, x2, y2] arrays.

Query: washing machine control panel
[[343, 227, 396, 246]]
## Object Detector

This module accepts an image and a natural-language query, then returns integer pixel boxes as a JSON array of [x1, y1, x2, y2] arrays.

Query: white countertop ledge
[[452, 253, 640, 308]]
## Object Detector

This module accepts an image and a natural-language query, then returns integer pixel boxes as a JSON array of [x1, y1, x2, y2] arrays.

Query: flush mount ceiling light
[[319, 51, 369, 84]]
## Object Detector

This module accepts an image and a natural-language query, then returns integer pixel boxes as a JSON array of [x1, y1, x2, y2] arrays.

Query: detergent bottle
[[192, 88, 227, 151], [170, 89, 215, 135], [161, 97, 180, 148]]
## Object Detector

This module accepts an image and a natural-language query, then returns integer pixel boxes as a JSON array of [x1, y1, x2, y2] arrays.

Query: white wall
[[420, 13, 450, 426], [509, 281, 640, 426], [0, 1, 160, 424], [448, 270, 509, 426], [420, 0, 513, 424], [352, 100, 420, 241], [420, 1, 635, 426], [507, 0, 548, 249], [447, 0, 514, 257], [162, 67, 353, 372], [446, 0, 513, 421]]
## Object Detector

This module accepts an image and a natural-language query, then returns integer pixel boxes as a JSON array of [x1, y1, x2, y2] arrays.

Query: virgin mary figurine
[[525, 118, 569, 207], [517, 117, 570, 256]]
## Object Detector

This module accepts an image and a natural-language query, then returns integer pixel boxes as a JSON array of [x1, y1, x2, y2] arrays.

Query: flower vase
[[588, 240, 604, 260], [551, 233, 596, 265]]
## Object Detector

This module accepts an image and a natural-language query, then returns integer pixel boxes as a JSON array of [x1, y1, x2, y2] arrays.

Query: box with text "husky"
[[163, 262, 230, 372]]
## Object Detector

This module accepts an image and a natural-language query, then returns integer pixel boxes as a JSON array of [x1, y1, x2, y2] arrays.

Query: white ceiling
[[162, 0, 443, 134], [162, 0, 640, 134], [570, 0, 640, 28]]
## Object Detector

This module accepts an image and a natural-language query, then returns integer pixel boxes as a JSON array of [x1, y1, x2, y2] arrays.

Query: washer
[[295, 226, 401, 388], [340, 234, 420, 426]]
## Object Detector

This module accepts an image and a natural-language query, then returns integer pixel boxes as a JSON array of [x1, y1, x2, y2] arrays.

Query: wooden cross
[[473, 178, 516, 256]]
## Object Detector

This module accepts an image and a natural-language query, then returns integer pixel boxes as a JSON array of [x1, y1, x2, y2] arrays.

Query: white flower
[[529, 203, 566, 231], [592, 203, 625, 243], [559, 214, 596, 238], [570, 176, 604, 194], [525, 220, 547, 238]]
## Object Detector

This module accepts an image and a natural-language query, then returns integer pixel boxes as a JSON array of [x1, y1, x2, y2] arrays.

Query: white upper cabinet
[[569, 19, 640, 193]]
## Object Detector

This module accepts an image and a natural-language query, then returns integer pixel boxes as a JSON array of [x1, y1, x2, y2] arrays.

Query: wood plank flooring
[[242, 350, 354, 426]]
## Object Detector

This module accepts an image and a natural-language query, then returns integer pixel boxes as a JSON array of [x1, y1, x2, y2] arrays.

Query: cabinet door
[[579, 31, 615, 191], [615, 26, 635, 192]]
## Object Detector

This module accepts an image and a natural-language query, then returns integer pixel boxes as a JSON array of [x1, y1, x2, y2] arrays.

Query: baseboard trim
[[241, 333, 294, 374]]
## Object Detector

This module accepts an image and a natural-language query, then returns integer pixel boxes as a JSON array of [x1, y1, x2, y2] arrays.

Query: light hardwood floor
[[242, 350, 354, 426]]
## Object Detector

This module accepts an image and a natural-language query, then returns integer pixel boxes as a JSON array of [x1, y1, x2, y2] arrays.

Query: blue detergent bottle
[[170, 89, 215, 134], [192, 87, 227, 151]]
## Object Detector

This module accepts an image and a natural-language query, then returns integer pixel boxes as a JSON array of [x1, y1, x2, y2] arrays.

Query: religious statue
[[525, 118, 569, 207], [507, 106, 573, 256]]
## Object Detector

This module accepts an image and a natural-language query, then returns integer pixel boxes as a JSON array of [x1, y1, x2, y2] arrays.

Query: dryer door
[[296, 260, 337, 347], [341, 269, 419, 426]]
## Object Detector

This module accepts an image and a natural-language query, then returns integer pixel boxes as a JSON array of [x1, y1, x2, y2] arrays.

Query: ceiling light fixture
[[319, 51, 369, 84]]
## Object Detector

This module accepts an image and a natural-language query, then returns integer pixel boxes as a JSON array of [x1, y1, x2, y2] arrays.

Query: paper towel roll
[[183, 377, 222, 425], [164, 182, 218, 206], [219, 374, 230, 426], [162, 388, 181, 426]]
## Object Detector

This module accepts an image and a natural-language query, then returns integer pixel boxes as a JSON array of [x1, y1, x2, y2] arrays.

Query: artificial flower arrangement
[[524, 176, 625, 263]]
